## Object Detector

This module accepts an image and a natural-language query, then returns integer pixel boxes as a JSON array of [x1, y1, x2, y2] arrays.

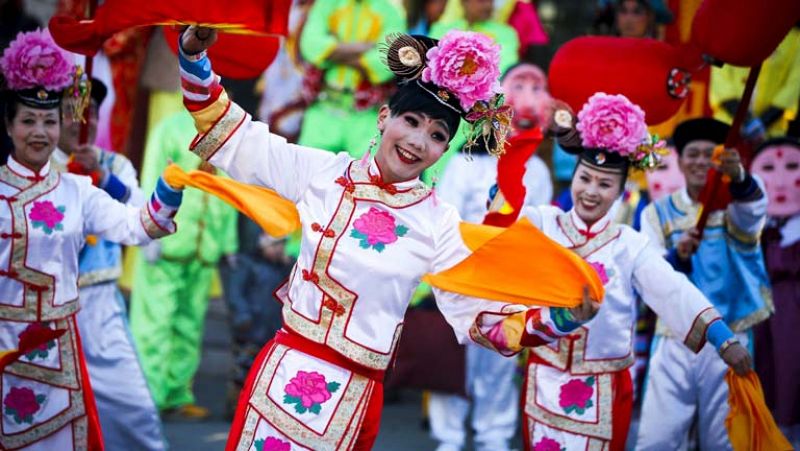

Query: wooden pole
[[78, 0, 98, 145], [695, 63, 761, 235]]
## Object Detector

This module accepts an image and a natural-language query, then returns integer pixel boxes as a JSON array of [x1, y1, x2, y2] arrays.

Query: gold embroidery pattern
[[72, 415, 88, 450], [281, 163, 430, 370], [725, 216, 761, 246], [556, 213, 620, 259], [78, 266, 122, 287], [524, 363, 614, 440], [683, 308, 720, 352], [246, 344, 373, 450], [531, 328, 634, 374], [531, 338, 571, 372], [729, 284, 774, 332], [0, 169, 75, 321], [0, 319, 86, 449], [190, 101, 247, 161]]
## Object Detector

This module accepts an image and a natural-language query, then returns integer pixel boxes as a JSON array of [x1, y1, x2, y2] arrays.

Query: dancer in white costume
[[51, 78, 166, 450]]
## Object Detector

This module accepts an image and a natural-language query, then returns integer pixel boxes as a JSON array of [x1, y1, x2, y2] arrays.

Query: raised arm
[[631, 234, 752, 374], [431, 205, 597, 356], [81, 173, 182, 245], [178, 27, 337, 203]]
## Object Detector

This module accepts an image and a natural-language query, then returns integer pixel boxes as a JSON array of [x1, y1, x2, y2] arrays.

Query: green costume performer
[[130, 110, 238, 412], [424, 17, 520, 183], [298, 0, 405, 156]]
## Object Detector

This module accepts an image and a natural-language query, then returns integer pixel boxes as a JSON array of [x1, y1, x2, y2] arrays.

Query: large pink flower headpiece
[[576, 93, 647, 156], [1, 29, 73, 91], [421, 30, 501, 111], [381, 31, 510, 156], [554, 93, 666, 171]]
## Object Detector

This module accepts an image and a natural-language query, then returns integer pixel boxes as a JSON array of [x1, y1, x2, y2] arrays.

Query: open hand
[[181, 26, 218, 55]]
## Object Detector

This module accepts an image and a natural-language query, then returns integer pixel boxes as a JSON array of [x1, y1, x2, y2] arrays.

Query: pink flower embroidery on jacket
[[533, 436, 566, 451], [558, 376, 595, 415], [350, 207, 408, 252], [282, 370, 341, 415], [3, 386, 45, 425], [254, 437, 291, 451], [588, 261, 609, 285], [18, 322, 56, 361], [28, 200, 65, 234]]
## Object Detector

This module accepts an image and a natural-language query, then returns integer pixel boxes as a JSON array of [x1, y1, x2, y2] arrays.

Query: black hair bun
[[381, 34, 437, 81]]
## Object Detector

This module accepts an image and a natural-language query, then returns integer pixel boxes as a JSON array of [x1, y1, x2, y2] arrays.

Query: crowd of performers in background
[[0, 0, 799, 450]]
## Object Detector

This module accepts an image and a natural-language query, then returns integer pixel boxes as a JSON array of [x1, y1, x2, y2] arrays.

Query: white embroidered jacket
[[521, 205, 723, 374], [186, 100, 562, 371], [0, 156, 177, 449]]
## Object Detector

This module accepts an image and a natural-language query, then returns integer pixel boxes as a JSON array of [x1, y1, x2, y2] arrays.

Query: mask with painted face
[[501, 63, 552, 131], [645, 146, 685, 201], [751, 138, 800, 218]]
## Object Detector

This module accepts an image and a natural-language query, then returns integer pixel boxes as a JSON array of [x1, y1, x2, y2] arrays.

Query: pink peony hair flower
[[576, 93, 648, 156], [0, 29, 74, 91], [421, 30, 501, 111]]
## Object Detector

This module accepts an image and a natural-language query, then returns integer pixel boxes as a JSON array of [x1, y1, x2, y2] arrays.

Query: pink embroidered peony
[[558, 377, 595, 415], [0, 29, 73, 91], [421, 30, 501, 111], [4, 386, 44, 424], [351, 207, 408, 252], [284, 371, 333, 409], [261, 437, 291, 451], [29, 200, 64, 230], [576, 93, 648, 156], [533, 437, 564, 451], [588, 261, 609, 285]]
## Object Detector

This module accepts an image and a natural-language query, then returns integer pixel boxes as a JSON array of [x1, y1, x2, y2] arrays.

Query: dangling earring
[[361, 133, 378, 168]]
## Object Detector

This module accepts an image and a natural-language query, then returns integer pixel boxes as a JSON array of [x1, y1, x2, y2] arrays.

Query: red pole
[[695, 63, 761, 235]]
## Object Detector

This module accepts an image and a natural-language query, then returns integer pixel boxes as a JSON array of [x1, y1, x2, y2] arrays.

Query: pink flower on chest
[[29, 200, 64, 229], [588, 261, 609, 285], [353, 208, 399, 245], [350, 207, 409, 252]]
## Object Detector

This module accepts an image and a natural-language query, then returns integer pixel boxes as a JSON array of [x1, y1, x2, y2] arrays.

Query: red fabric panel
[[47, 0, 291, 61]]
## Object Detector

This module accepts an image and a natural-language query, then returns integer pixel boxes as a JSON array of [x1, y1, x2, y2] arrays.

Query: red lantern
[[548, 36, 693, 124], [691, 0, 800, 66]]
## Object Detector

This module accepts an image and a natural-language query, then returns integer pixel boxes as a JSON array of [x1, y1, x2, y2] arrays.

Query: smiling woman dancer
[[517, 95, 753, 451], [0, 29, 183, 450], [178, 26, 601, 450]]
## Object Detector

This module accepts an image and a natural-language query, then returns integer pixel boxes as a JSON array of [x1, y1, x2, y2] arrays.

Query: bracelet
[[718, 337, 740, 356]]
